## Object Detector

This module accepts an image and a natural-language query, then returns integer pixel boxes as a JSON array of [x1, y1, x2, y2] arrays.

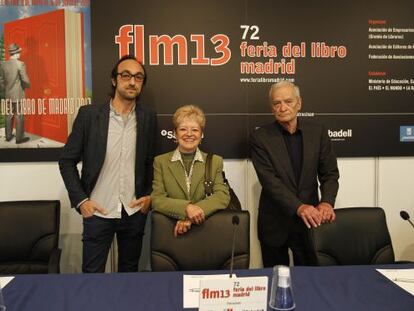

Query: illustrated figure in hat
[[0, 43, 31, 144]]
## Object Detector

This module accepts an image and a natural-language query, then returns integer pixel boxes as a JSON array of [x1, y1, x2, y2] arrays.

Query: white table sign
[[183, 274, 229, 308], [0, 277, 14, 289], [199, 276, 268, 311]]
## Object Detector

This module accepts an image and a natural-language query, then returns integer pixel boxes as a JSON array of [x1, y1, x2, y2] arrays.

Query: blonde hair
[[172, 105, 206, 130]]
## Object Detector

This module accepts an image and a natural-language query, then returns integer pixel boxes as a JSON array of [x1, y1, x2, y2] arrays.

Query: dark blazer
[[59, 101, 157, 208], [250, 119, 339, 247]]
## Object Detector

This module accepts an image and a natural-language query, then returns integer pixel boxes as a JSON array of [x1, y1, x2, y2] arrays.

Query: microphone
[[400, 210, 414, 229], [229, 215, 240, 278]]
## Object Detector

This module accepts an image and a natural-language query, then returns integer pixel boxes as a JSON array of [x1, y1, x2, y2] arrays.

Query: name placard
[[199, 276, 268, 311]]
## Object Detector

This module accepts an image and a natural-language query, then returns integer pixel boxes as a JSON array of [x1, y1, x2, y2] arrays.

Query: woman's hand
[[185, 204, 205, 224], [174, 219, 192, 237]]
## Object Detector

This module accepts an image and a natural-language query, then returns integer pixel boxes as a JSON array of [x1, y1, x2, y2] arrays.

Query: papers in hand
[[183, 274, 229, 308], [377, 268, 414, 296]]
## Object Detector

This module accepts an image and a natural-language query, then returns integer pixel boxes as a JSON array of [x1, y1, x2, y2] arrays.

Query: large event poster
[[1, 0, 413, 161], [91, 0, 414, 158], [0, 0, 91, 161]]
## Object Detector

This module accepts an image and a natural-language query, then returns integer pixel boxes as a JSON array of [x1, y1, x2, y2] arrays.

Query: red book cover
[[4, 9, 85, 143]]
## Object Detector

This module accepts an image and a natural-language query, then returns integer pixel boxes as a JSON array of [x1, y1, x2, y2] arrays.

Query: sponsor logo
[[400, 126, 414, 142], [328, 129, 352, 141], [160, 129, 204, 140], [160, 129, 175, 140]]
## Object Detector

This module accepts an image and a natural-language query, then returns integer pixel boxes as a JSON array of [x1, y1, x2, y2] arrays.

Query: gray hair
[[268, 81, 301, 102]]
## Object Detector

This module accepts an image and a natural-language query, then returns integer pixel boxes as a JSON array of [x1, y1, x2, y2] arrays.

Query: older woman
[[151, 105, 230, 236]]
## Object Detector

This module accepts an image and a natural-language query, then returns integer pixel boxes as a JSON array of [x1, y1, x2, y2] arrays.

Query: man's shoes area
[[16, 137, 30, 144], [5, 135, 14, 142], [5, 135, 30, 144]]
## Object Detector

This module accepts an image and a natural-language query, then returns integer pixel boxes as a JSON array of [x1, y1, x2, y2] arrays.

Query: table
[[2, 264, 413, 310]]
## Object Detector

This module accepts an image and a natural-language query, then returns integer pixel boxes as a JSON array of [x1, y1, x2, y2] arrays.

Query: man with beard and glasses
[[59, 55, 157, 273]]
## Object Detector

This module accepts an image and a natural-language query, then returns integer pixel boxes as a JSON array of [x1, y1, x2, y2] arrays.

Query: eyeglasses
[[117, 71, 145, 82]]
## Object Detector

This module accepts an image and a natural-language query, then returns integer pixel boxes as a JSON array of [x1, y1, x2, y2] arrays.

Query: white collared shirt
[[90, 102, 137, 218]]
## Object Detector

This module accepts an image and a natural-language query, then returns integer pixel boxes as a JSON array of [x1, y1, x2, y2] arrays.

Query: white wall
[[1, 157, 413, 272]]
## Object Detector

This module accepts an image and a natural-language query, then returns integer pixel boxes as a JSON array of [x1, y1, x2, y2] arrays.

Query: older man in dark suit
[[59, 55, 157, 273], [0, 43, 30, 144], [250, 81, 339, 267]]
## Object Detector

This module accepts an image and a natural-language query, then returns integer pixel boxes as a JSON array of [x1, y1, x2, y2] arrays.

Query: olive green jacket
[[151, 149, 230, 220]]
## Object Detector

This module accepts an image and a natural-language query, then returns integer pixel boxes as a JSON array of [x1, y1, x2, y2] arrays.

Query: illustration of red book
[[4, 9, 85, 143]]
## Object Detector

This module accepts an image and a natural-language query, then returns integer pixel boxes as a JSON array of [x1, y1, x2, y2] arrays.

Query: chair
[[151, 210, 250, 271], [0, 200, 61, 274], [308, 207, 395, 266]]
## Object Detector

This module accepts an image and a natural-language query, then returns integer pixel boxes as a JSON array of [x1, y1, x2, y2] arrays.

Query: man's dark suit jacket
[[250, 119, 339, 247], [59, 101, 157, 209]]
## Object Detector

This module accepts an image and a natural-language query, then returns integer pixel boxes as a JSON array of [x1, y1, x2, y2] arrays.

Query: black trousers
[[82, 208, 147, 273], [260, 229, 313, 267]]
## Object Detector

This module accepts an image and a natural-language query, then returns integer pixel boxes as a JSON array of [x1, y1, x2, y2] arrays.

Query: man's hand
[[129, 196, 151, 214], [185, 204, 205, 225], [296, 204, 322, 229], [79, 200, 107, 218], [316, 202, 336, 223], [174, 219, 192, 237]]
